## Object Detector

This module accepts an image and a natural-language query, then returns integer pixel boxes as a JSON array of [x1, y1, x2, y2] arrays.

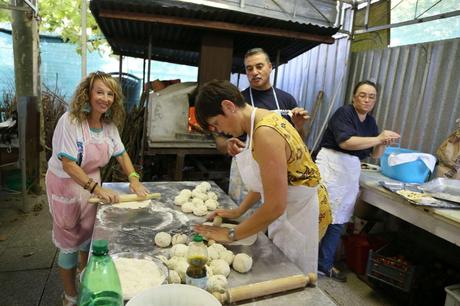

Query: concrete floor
[[0, 193, 395, 306]]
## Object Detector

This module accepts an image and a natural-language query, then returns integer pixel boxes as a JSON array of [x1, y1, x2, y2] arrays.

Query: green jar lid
[[92, 240, 109, 255], [193, 234, 203, 242]]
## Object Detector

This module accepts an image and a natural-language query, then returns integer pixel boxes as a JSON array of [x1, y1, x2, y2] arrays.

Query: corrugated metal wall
[[348, 38, 460, 154], [231, 35, 352, 150]]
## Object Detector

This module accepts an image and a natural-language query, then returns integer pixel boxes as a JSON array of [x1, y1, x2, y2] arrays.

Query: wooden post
[[198, 34, 233, 84]]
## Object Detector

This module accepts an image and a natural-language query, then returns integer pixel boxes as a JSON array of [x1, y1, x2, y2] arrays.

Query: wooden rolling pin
[[212, 273, 317, 304], [88, 193, 161, 204]]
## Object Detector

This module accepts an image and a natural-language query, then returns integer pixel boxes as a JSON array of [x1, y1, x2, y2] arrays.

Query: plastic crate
[[445, 284, 460, 306], [366, 244, 417, 292], [380, 146, 431, 183]]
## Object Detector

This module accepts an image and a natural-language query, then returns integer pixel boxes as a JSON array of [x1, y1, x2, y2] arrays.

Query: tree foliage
[[0, 0, 105, 53]]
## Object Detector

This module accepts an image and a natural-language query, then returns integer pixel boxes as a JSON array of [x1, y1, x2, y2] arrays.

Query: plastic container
[[380, 147, 431, 183], [445, 284, 460, 306], [343, 234, 371, 275], [126, 284, 221, 306], [186, 234, 208, 290], [78, 240, 123, 306]]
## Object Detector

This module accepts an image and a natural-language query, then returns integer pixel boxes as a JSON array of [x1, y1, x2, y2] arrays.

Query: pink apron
[[46, 121, 111, 253]]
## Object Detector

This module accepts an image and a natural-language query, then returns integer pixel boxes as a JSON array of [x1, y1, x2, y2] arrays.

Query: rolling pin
[[88, 193, 161, 204], [212, 273, 317, 304]]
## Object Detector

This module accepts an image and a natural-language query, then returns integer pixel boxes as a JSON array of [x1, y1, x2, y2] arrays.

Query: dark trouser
[[318, 223, 345, 273]]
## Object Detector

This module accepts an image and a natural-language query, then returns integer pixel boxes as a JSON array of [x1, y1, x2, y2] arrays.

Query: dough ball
[[191, 198, 204, 206], [210, 259, 230, 277], [181, 201, 194, 213], [172, 233, 188, 245], [232, 253, 253, 273], [207, 239, 216, 246], [194, 185, 207, 194], [167, 256, 187, 270], [207, 275, 228, 293], [208, 243, 226, 254], [193, 203, 208, 216], [168, 269, 181, 284], [154, 232, 171, 248], [207, 246, 220, 261], [155, 255, 169, 265], [207, 191, 218, 201], [179, 189, 192, 198], [205, 264, 213, 277], [205, 199, 218, 211], [175, 260, 189, 282], [170, 243, 188, 258], [199, 182, 211, 192], [192, 190, 208, 201], [174, 195, 188, 206], [219, 250, 235, 265]]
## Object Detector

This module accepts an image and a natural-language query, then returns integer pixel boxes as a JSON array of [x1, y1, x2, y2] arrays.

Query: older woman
[[45, 71, 149, 305], [316, 80, 400, 281], [193, 80, 331, 275]]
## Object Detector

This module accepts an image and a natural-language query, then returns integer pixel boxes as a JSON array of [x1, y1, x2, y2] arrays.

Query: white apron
[[316, 148, 361, 224], [235, 108, 319, 274]]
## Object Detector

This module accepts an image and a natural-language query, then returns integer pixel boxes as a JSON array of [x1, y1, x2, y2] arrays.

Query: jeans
[[318, 223, 345, 273]]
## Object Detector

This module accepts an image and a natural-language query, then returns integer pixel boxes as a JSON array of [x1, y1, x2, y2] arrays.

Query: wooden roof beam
[[99, 9, 335, 44]]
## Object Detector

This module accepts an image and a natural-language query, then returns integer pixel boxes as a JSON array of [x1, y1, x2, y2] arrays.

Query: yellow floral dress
[[253, 112, 332, 239]]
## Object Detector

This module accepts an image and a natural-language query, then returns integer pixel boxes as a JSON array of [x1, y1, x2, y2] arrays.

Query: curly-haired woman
[[45, 71, 149, 305]]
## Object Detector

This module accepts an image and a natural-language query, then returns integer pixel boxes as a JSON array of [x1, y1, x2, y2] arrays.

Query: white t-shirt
[[48, 112, 125, 178]]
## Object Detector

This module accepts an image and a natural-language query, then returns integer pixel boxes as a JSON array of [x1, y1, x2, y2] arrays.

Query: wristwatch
[[227, 228, 236, 242]]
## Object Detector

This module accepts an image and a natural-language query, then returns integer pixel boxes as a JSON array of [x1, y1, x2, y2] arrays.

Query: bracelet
[[83, 178, 93, 190], [129, 171, 141, 180], [90, 182, 98, 194]]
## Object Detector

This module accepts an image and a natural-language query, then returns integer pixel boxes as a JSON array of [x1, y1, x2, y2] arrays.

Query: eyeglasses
[[356, 93, 376, 100]]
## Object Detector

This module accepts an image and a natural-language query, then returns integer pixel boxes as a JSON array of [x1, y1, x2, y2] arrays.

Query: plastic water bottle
[[78, 240, 123, 306], [185, 234, 208, 290]]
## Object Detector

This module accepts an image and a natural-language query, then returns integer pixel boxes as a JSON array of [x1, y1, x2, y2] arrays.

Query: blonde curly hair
[[69, 71, 125, 128]]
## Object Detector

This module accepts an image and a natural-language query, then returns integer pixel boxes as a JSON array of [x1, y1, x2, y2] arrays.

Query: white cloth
[[48, 112, 125, 178], [235, 108, 319, 274], [316, 148, 361, 224], [387, 152, 437, 172]]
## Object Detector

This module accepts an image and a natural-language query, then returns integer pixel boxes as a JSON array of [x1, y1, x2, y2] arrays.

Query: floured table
[[92, 181, 335, 305]]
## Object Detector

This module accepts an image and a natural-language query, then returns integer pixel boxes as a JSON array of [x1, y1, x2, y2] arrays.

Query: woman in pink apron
[[193, 80, 331, 275], [46, 72, 149, 306]]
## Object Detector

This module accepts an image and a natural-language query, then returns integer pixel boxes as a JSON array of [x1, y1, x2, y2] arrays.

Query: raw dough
[[170, 243, 188, 258], [111, 199, 150, 209], [179, 189, 192, 198], [172, 233, 188, 245], [167, 256, 187, 270], [191, 198, 204, 206], [193, 203, 208, 216], [198, 182, 211, 192], [192, 190, 208, 201], [205, 199, 218, 211], [207, 191, 218, 200], [219, 250, 235, 265], [168, 269, 182, 284], [207, 246, 220, 261], [181, 202, 194, 213], [113, 257, 165, 299], [208, 243, 226, 254], [154, 232, 172, 248], [232, 253, 253, 273], [175, 260, 189, 282], [210, 259, 230, 277], [174, 195, 188, 206], [207, 275, 228, 293]]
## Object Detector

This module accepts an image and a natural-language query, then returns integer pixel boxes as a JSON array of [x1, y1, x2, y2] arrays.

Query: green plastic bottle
[[78, 240, 123, 306], [185, 234, 208, 290]]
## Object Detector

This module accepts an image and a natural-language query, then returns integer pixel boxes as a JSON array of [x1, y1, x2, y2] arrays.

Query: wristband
[[90, 182, 98, 194], [83, 178, 93, 190], [129, 171, 140, 180]]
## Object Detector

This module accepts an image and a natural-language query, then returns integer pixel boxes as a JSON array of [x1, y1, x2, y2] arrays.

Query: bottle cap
[[193, 234, 203, 242], [92, 239, 109, 255]]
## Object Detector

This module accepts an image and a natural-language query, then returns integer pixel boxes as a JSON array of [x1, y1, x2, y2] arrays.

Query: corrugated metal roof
[[348, 38, 460, 155], [89, 0, 339, 73]]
